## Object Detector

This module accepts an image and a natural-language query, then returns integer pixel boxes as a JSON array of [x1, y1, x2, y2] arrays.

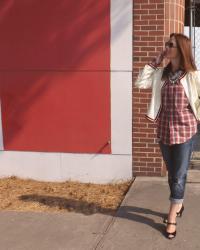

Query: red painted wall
[[0, 0, 111, 153]]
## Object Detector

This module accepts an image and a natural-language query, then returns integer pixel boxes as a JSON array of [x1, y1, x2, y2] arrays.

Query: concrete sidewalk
[[0, 170, 200, 250]]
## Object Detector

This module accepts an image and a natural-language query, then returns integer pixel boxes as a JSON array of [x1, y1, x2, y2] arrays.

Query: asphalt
[[0, 170, 200, 250]]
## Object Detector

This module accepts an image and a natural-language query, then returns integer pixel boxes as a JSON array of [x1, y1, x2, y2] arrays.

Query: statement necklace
[[168, 69, 184, 84]]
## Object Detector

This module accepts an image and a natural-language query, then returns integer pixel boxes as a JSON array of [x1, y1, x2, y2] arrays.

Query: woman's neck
[[170, 57, 181, 72]]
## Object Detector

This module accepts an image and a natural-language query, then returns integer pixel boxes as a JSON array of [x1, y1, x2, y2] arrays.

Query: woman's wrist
[[150, 51, 165, 68], [149, 59, 159, 69]]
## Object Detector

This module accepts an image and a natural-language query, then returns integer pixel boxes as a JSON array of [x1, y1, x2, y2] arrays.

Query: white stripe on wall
[[110, 0, 132, 71], [111, 0, 132, 155], [0, 151, 132, 184], [0, 0, 133, 183]]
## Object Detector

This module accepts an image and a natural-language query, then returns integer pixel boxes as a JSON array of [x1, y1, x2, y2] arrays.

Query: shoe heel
[[176, 205, 184, 217]]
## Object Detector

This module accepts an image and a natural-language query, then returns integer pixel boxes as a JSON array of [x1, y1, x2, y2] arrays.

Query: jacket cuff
[[148, 62, 158, 70]]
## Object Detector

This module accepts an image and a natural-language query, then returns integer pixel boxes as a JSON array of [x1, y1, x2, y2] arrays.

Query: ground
[[0, 177, 132, 215]]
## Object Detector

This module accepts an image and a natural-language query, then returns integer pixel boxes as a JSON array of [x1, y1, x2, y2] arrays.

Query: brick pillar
[[132, 0, 185, 176]]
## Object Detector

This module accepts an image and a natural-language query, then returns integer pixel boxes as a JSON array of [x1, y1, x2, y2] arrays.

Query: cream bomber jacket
[[135, 64, 200, 122]]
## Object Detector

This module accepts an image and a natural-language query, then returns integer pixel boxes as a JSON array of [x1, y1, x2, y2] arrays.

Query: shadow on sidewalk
[[19, 194, 115, 215], [116, 206, 167, 235], [19, 194, 166, 235]]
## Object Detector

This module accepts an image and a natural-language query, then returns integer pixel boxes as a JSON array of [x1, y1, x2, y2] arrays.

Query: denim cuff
[[169, 197, 184, 204]]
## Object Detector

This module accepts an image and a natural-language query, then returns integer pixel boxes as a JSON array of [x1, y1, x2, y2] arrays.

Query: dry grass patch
[[0, 177, 132, 215]]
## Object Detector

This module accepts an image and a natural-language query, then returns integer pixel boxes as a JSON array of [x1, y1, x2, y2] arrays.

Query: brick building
[[133, 0, 186, 177]]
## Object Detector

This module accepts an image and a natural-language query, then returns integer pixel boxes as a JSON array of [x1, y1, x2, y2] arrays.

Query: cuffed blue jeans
[[159, 135, 196, 204]]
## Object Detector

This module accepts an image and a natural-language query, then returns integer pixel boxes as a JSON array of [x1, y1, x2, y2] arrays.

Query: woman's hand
[[150, 50, 166, 67]]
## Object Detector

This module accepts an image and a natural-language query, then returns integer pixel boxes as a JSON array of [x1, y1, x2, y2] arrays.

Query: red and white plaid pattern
[[157, 77, 197, 145]]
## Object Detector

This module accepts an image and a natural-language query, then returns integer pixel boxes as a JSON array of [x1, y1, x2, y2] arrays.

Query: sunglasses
[[165, 42, 177, 48]]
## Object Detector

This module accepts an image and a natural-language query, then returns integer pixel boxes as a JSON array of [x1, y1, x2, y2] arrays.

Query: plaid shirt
[[157, 72, 197, 145]]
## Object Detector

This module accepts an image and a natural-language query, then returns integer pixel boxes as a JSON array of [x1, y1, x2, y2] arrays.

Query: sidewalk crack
[[92, 215, 117, 250]]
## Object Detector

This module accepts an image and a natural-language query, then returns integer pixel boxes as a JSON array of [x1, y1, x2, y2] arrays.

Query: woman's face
[[164, 36, 180, 60]]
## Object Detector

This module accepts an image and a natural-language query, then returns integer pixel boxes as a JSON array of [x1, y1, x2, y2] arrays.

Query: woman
[[135, 33, 200, 239]]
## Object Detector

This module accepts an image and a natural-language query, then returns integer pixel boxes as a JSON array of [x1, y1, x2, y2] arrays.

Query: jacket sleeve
[[194, 71, 200, 96], [192, 70, 200, 123], [134, 64, 158, 89]]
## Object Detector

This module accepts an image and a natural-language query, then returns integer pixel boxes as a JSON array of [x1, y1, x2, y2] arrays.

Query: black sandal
[[165, 222, 177, 239]]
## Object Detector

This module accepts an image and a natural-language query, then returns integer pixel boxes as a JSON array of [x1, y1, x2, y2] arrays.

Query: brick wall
[[132, 0, 185, 176]]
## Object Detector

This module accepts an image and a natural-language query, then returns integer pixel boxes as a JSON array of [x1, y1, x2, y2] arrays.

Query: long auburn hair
[[162, 33, 197, 80]]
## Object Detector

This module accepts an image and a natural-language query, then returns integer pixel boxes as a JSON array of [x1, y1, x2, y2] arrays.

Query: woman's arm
[[135, 64, 157, 89], [135, 50, 166, 89], [192, 70, 200, 123]]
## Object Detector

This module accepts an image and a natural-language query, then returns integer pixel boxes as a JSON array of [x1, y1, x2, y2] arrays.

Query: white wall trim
[[111, 72, 132, 154], [0, 151, 132, 184], [110, 0, 132, 155], [110, 0, 133, 71]]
